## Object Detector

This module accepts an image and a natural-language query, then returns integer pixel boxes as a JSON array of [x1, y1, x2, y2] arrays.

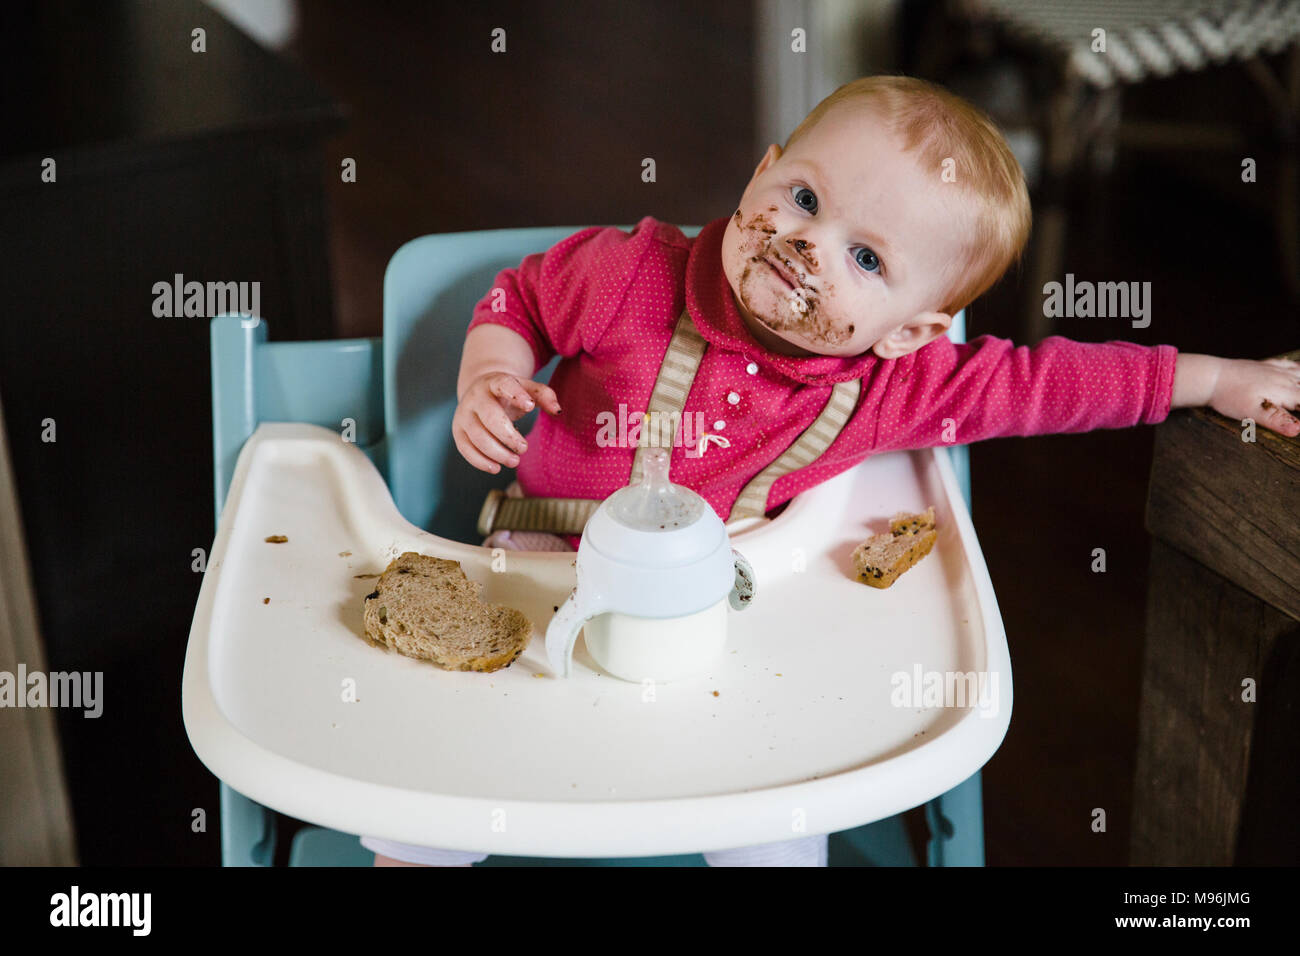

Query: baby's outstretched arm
[[1173, 353, 1300, 436], [453, 324, 561, 474]]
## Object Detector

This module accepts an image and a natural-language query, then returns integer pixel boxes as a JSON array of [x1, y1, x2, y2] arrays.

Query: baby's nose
[[786, 236, 818, 269]]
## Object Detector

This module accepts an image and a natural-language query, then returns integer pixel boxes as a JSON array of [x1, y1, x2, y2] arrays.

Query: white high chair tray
[[183, 423, 1011, 858]]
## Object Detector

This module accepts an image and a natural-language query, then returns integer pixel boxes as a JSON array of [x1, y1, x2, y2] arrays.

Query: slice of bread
[[361, 552, 532, 672], [853, 508, 938, 588]]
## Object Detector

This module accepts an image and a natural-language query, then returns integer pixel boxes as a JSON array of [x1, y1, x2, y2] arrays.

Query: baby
[[363, 75, 1300, 868]]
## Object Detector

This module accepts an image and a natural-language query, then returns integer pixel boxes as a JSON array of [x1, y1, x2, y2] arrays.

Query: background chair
[[209, 225, 981, 866]]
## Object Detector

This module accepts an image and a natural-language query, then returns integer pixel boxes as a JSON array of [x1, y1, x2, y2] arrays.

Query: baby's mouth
[[762, 255, 803, 291]]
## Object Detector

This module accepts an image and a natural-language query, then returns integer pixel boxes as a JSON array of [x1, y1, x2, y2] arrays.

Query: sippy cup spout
[[609, 447, 704, 532], [642, 445, 671, 489]]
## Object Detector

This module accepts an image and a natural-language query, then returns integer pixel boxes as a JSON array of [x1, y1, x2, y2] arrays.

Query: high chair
[[207, 225, 985, 867]]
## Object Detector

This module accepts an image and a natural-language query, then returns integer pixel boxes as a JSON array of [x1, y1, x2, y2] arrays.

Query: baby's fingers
[[472, 408, 527, 465], [1260, 357, 1300, 374], [455, 428, 505, 473], [519, 379, 562, 414], [487, 374, 538, 414], [1257, 396, 1300, 437]]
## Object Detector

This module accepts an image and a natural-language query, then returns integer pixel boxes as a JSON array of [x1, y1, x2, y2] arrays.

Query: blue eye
[[855, 247, 880, 273], [791, 185, 817, 213]]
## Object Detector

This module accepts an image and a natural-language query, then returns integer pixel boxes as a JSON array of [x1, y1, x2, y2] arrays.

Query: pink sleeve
[[871, 334, 1180, 452], [465, 225, 631, 377]]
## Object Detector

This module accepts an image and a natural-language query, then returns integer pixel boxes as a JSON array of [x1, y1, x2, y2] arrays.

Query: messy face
[[721, 100, 973, 359]]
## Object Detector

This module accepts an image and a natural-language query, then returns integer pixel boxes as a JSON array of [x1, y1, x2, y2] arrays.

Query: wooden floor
[[285, 1, 1297, 866]]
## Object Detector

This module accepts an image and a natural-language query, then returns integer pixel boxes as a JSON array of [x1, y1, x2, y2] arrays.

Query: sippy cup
[[545, 448, 755, 682]]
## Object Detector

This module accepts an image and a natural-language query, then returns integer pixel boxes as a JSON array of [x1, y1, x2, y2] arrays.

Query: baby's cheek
[[737, 228, 767, 257]]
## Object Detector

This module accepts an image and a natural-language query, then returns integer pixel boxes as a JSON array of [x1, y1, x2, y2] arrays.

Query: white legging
[[360, 833, 830, 867]]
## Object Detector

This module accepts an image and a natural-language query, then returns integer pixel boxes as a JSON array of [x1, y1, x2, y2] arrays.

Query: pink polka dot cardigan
[[466, 216, 1178, 548]]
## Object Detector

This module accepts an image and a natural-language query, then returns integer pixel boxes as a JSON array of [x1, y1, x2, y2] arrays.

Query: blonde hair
[[784, 75, 1031, 316]]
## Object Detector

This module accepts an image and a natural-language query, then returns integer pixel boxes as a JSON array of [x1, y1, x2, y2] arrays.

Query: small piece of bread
[[853, 508, 938, 588], [361, 552, 532, 672]]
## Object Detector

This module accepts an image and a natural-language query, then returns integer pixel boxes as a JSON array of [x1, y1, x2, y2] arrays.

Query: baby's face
[[721, 100, 973, 359]]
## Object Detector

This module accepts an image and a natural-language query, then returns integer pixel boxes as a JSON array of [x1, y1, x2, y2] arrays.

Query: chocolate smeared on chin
[[732, 205, 850, 348]]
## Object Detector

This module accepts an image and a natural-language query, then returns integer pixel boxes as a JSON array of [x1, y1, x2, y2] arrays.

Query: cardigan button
[[726, 391, 740, 405], [714, 420, 726, 430], [746, 362, 758, 375]]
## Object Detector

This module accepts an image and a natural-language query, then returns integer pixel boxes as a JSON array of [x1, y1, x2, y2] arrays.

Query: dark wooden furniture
[[0, 0, 343, 864], [1133, 349, 1300, 865]]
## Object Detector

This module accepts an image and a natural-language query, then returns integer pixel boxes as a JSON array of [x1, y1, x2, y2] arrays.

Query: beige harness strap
[[477, 491, 601, 537], [726, 376, 861, 521], [476, 306, 862, 536], [627, 307, 708, 487]]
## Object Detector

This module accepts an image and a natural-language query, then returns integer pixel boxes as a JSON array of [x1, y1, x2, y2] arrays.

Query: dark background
[[1, 0, 1295, 865]]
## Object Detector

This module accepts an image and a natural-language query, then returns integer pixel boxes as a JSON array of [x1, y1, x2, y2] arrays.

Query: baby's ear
[[871, 312, 952, 360]]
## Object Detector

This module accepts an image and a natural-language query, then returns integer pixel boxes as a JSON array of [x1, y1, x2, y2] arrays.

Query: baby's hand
[[1209, 357, 1300, 437], [453, 372, 561, 473]]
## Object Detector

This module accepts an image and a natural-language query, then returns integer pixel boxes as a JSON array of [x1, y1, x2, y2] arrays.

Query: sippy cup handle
[[729, 549, 755, 611], [545, 587, 610, 679]]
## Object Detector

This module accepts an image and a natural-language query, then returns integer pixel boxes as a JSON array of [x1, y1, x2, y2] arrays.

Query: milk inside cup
[[583, 601, 729, 683]]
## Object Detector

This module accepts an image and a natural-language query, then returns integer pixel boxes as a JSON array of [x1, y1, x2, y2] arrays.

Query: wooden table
[[1133, 349, 1300, 865]]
